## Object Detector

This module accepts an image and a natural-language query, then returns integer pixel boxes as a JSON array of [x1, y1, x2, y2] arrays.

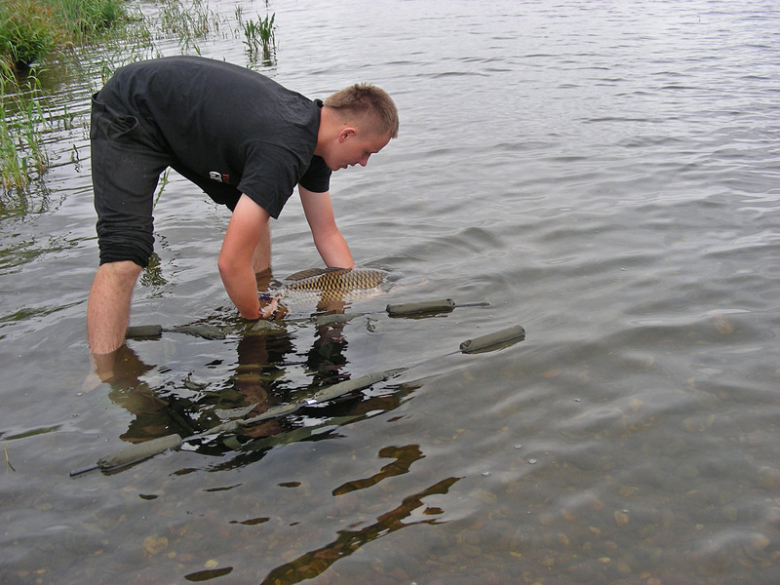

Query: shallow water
[[1, 0, 779, 583]]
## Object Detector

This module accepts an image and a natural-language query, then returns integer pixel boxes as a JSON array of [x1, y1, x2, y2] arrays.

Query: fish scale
[[271, 267, 392, 307]]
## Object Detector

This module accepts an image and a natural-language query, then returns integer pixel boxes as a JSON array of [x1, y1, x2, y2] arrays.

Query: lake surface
[[1, 0, 778, 583]]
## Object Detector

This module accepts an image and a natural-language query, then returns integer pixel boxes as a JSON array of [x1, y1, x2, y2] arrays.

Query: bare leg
[[87, 260, 143, 355]]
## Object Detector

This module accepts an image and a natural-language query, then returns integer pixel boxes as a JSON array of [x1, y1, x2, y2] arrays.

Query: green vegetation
[[0, 0, 127, 75], [0, 75, 49, 193], [47, 0, 127, 37], [1, 0, 279, 195], [158, 0, 215, 53], [1, 0, 130, 196], [243, 13, 277, 65], [0, 0, 59, 77]]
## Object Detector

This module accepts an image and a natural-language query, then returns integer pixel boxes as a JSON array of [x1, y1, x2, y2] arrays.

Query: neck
[[314, 106, 340, 157]]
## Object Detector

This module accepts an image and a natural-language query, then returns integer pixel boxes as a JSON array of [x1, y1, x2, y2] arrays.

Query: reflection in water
[[0, 182, 51, 219], [207, 381, 419, 473], [332, 444, 425, 496], [260, 476, 460, 585], [102, 295, 418, 472], [303, 313, 350, 387], [106, 345, 194, 443]]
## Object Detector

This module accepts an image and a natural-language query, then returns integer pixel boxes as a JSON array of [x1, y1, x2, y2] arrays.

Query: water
[[1, 0, 779, 583]]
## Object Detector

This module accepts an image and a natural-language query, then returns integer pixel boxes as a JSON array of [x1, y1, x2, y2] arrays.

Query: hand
[[259, 295, 280, 319]]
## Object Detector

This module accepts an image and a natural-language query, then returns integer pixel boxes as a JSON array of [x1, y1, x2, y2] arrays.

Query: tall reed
[[1, 0, 128, 76], [43, 0, 127, 38], [158, 0, 215, 52], [1, 1, 281, 193], [243, 13, 276, 65], [0, 0, 63, 74], [1, 0, 127, 193], [0, 75, 49, 194]]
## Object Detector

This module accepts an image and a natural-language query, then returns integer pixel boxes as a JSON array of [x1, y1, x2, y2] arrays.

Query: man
[[86, 56, 398, 357]]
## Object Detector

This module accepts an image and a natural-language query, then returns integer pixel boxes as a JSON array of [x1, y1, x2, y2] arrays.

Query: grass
[[0, 75, 49, 195], [158, 0, 216, 53], [1, 0, 281, 194], [0, 0, 128, 76], [1, 0, 127, 195], [243, 13, 277, 65], [0, 0, 62, 75], [44, 0, 127, 37]]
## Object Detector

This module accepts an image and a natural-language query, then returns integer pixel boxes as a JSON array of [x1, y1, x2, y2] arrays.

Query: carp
[[265, 267, 397, 310]]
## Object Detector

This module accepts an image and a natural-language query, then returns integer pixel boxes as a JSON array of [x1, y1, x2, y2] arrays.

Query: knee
[[95, 260, 143, 290]]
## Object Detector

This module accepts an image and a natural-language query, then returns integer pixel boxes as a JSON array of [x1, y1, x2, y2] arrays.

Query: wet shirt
[[99, 56, 331, 218]]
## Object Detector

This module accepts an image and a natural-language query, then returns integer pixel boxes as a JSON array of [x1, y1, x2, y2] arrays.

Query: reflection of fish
[[270, 267, 395, 308]]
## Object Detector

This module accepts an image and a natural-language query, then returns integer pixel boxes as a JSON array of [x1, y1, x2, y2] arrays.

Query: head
[[316, 83, 399, 171]]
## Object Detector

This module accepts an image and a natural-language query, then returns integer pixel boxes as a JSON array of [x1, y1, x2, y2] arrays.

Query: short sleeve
[[298, 155, 331, 193], [238, 143, 303, 218]]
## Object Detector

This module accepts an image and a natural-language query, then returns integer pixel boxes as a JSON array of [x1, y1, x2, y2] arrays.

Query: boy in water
[[87, 56, 398, 360]]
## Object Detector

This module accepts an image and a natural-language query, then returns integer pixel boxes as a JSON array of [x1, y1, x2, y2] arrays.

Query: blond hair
[[324, 83, 399, 138]]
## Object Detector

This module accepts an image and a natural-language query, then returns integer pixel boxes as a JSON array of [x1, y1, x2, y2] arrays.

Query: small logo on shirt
[[209, 171, 230, 183]]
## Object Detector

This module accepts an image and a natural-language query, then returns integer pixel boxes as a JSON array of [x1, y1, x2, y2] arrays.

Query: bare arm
[[219, 194, 273, 319], [299, 185, 355, 268]]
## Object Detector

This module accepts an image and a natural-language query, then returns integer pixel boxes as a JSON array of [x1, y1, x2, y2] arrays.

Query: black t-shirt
[[99, 56, 331, 218]]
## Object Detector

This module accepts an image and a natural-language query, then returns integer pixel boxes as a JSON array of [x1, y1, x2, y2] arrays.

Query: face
[[326, 127, 391, 172]]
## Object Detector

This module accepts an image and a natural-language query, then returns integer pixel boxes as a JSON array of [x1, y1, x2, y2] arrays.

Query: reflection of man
[[81, 285, 420, 468], [95, 315, 356, 448], [98, 345, 192, 442], [86, 56, 399, 363]]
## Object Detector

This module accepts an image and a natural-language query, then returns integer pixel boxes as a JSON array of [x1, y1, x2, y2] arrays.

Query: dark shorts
[[90, 92, 173, 268], [91, 89, 246, 267]]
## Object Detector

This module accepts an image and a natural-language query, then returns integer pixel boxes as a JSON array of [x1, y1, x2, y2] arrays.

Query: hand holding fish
[[258, 294, 280, 319]]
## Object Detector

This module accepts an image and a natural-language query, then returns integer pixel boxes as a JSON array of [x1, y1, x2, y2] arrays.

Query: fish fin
[[284, 267, 342, 281]]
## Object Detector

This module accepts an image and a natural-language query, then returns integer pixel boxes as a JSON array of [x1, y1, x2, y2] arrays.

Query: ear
[[338, 126, 357, 143]]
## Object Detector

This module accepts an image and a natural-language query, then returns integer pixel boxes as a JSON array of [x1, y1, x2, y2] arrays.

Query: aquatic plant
[[0, 75, 50, 195], [0, 0, 63, 74], [0, 0, 133, 192], [158, 0, 217, 53], [139, 252, 168, 292], [46, 0, 128, 38], [154, 168, 170, 209], [243, 13, 276, 64], [1, 0, 281, 192], [0, 0, 127, 77]]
